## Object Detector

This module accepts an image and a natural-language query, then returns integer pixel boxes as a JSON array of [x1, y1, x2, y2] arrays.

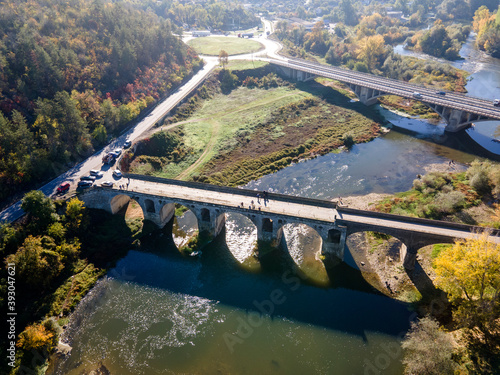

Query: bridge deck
[[118, 177, 498, 243], [269, 58, 500, 120]]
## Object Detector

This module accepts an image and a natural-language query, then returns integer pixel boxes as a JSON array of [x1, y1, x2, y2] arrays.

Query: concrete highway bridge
[[79, 175, 498, 270], [269, 58, 500, 133]]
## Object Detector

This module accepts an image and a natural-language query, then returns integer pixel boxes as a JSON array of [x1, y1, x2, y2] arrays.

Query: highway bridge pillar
[[320, 226, 347, 265], [444, 109, 469, 132]]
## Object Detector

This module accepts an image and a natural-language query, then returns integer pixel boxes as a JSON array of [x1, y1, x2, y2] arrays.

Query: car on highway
[[124, 139, 132, 148], [494, 99, 500, 107], [413, 92, 423, 99], [57, 182, 70, 193], [436, 91, 446, 96], [101, 181, 114, 187], [77, 180, 93, 188], [90, 170, 104, 178], [80, 175, 96, 181], [113, 169, 122, 178]]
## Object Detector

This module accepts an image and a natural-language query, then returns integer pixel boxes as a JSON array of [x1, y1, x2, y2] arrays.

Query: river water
[[52, 36, 500, 375]]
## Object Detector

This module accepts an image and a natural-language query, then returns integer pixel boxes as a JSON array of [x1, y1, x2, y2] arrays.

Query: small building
[[192, 30, 210, 37], [241, 32, 254, 38]]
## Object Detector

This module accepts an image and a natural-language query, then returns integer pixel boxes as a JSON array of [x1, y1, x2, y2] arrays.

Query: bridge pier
[[194, 207, 225, 238], [400, 244, 418, 271], [347, 83, 387, 105], [139, 199, 174, 228], [256, 217, 283, 243], [320, 226, 347, 266], [275, 66, 315, 82]]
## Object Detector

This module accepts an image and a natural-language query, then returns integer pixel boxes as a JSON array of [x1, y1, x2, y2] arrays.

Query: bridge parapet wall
[[124, 174, 338, 210]]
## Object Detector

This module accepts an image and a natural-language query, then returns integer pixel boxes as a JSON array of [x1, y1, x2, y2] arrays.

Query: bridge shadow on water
[[116, 226, 414, 341]]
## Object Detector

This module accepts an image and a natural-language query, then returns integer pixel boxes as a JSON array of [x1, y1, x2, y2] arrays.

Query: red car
[[57, 182, 70, 193]]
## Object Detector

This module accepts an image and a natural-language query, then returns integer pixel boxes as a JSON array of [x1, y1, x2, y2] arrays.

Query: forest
[[273, 0, 500, 64], [134, 0, 260, 31], [0, 0, 203, 206]]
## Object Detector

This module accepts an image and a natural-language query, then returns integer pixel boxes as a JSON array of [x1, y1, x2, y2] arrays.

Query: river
[[50, 36, 500, 375]]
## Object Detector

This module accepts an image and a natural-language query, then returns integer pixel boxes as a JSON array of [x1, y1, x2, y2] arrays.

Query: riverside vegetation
[[363, 160, 500, 374], [123, 64, 384, 185], [0, 190, 157, 374]]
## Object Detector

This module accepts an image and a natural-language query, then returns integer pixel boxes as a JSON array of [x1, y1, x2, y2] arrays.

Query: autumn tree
[[356, 34, 386, 71], [218, 50, 229, 68], [434, 232, 500, 333], [65, 197, 87, 235], [6, 235, 63, 288]]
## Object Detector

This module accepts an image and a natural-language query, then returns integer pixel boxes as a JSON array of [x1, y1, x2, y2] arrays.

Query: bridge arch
[[109, 194, 145, 226], [280, 222, 322, 263], [345, 224, 456, 270], [170, 203, 199, 252], [110, 194, 132, 215], [224, 212, 258, 263]]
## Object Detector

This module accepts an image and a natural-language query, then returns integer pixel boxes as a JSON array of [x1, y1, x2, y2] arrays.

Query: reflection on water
[[224, 213, 257, 262], [281, 224, 328, 285], [172, 209, 198, 248], [54, 250, 411, 375]]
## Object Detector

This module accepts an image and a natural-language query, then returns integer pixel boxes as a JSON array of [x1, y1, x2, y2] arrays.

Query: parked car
[[90, 170, 104, 178], [436, 91, 446, 96], [124, 139, 132, 148], [77, 180, 93, 188], [80, 175, 96, 181], [102, 153, 115, 164], [57, 182, 70, 193], [494, 99, 500, 107], [113, 169, 122, 178], [113, 148, 123, 155], [413, 92, 423, 99], [101, 181, 114, 187]]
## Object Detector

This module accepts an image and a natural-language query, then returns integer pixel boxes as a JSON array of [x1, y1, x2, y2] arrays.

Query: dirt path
[[144, 91, 299, 139], [176, 119, 220, 180]]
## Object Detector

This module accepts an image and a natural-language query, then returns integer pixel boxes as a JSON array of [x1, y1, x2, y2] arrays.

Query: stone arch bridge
[[79, 175, 499, 270]]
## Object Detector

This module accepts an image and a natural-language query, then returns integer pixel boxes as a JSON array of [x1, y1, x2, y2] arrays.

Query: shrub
[[433, 190, 466, 215], [422, 172, 448, 190], [6, 236, 64, 289], [466, 160, 491, 195], [402, 316, 456, 375], [342, 134, 355, 149]]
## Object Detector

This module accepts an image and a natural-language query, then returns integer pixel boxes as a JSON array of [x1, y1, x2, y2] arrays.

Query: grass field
[[187, 36, 264, 55], [156, 86, 312, 179], [226, 60, 268, 70], [130, 75, 384, 185]]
